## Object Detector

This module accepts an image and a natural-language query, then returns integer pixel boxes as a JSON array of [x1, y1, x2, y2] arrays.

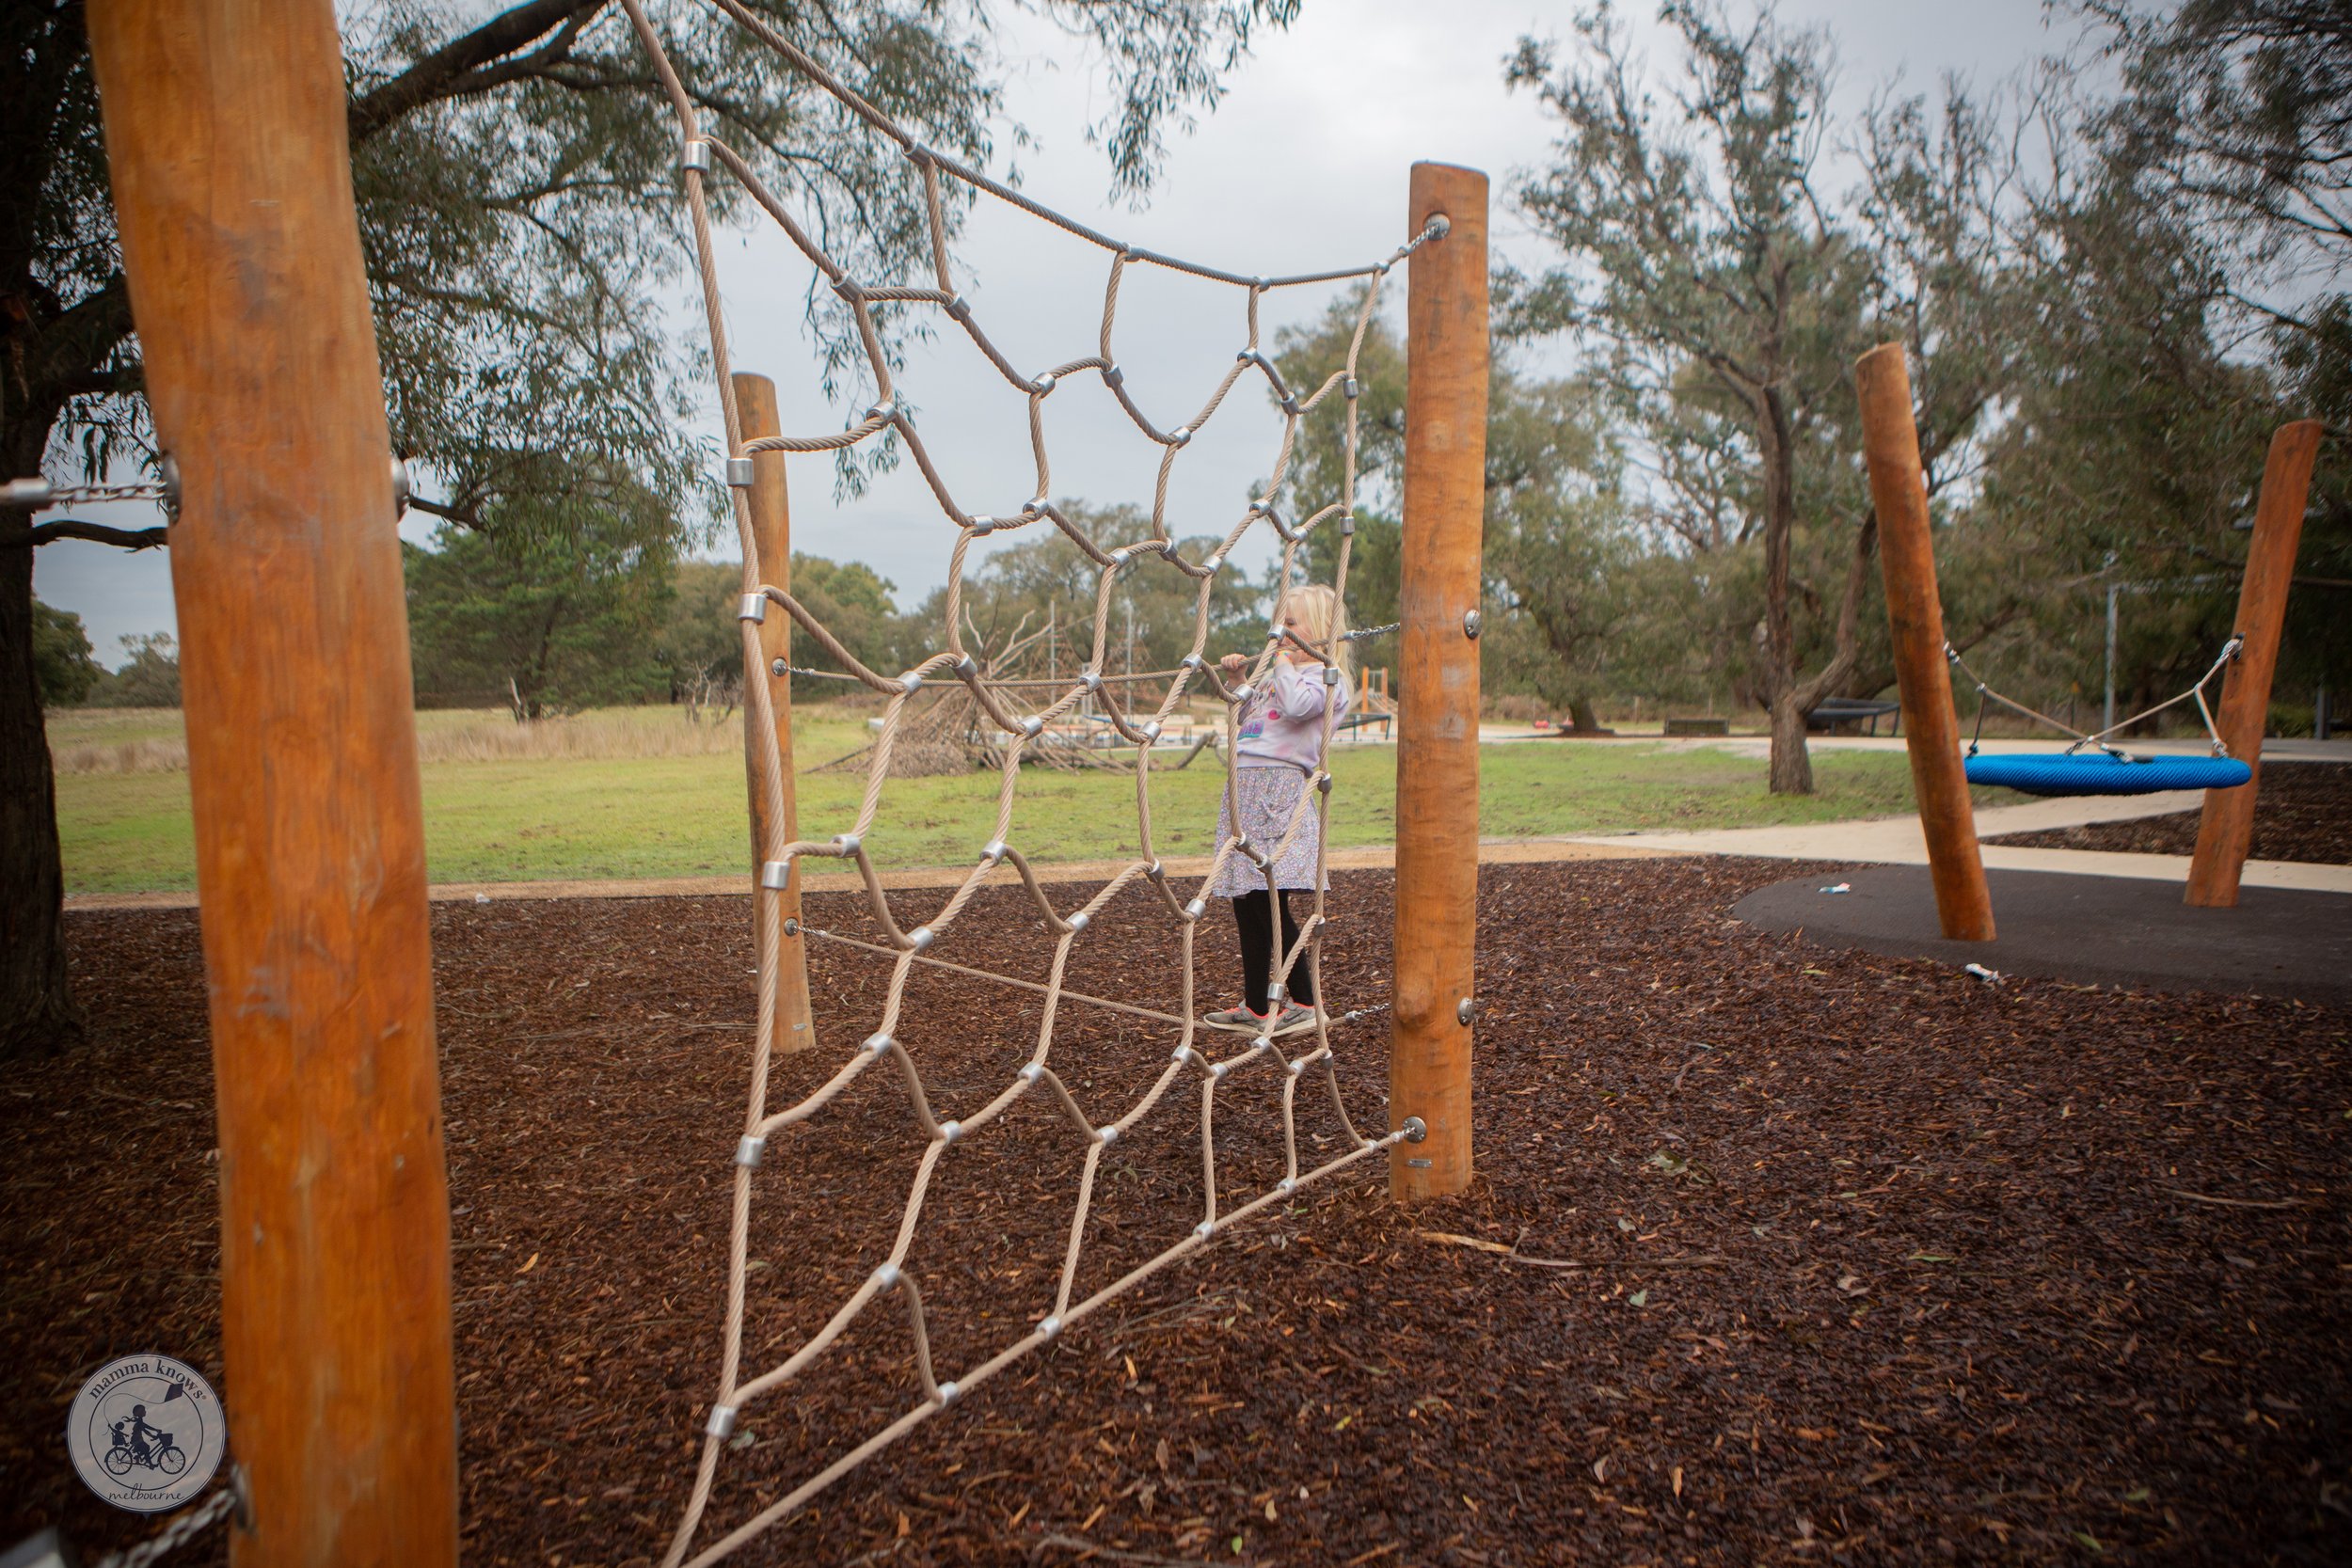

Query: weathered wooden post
[[1391, 163, 1487, 1201], [86, 0, 458, 1560], [2185, 420, 2324, 908], [1854, 342, 1996, 942], [732, 372, 817, 1052]]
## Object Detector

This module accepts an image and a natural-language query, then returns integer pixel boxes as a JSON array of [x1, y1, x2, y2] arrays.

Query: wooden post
[[85, 1, 458, 1562], [732, 373, 817, 1051], [1391, 163, 1487, 1201], [2185, 420, 2325, 907], [1854, 343, 1996, 942]]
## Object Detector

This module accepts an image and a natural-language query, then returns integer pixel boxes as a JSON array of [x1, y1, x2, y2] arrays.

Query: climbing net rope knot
[[616, 4, 1446, 1562]]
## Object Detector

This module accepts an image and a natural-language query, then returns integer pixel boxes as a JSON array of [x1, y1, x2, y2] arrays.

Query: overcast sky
[[35, 0, 2070, 665]]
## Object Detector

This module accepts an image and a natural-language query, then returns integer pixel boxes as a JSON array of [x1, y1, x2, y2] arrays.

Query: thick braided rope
[[618, 6, 1438, 1562]]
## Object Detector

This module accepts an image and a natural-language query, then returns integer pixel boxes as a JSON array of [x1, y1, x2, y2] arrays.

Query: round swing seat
[[1963, 752, 2252, 797]]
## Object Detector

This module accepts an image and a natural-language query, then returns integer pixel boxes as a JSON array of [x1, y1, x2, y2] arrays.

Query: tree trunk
[[1755, 384, 1813, 794], [1767, 689, 1815, 793], [1, 456, 85, 1058]]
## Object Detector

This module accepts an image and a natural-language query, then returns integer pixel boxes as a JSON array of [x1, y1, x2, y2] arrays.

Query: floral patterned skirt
[[1209, 766, 1326, 897]]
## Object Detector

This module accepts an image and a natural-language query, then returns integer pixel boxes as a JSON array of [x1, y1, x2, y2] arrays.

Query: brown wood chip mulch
[[5, 856, 2347, 1567], [1986, 760, 2351, 865]]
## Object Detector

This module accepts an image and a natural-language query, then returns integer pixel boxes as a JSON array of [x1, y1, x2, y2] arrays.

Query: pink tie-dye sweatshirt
[[1234, 659, 1352, 770]]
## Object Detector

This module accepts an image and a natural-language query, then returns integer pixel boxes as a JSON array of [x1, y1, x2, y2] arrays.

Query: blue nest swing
[[1963, 752, 2251, 797], [1950, 634, 2252, 798]]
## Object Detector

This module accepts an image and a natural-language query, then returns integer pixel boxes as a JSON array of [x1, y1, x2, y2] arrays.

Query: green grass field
[[48, 705, 1937, 895]]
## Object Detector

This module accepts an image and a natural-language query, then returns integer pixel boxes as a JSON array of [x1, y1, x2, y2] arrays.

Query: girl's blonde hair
[[1279, 581, 1351, 680]]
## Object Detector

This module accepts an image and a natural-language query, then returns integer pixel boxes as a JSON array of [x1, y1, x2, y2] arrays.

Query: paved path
[[1560, 789, 2352, 895]]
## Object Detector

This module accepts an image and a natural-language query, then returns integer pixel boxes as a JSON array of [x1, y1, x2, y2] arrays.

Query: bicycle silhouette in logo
[[102, 1403, 187, 1480]]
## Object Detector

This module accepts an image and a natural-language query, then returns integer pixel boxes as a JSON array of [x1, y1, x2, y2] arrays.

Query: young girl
[[1204, 582, 1351, 1032]]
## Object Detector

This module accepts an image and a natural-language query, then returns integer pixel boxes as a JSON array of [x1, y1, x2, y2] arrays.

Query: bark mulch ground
[[5, 857, 2347, 1567], [1986, 761, 2351, 864]]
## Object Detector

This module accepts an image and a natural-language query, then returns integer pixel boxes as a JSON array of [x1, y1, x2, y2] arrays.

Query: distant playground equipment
[[1807, 696, 1902, 736], [1854, 341, 2323, 936]]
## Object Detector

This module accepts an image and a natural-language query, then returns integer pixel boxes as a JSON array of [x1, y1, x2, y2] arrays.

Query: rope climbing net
[[617, 4, 1444, 1561]]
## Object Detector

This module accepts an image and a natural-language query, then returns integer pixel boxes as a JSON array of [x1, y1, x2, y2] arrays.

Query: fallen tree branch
[[1416, 1231, 1729, 1270], [2159, 1188, 2317, 1211]]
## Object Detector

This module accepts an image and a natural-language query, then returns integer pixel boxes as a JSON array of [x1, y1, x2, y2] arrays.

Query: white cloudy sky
[[35, 0, 2070, 664]]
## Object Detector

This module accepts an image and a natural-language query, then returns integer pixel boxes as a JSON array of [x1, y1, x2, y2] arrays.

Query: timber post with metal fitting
[[1854, 342, 1996, 942], [2185, 420, 2325, 908], [85, 0, 460, 1560], [733, 372, 818, 1051], [1391, 162, 1487, 1201]]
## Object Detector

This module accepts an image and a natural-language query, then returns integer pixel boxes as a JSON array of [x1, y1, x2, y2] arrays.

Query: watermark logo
[[66, 1354, 223, 1513]]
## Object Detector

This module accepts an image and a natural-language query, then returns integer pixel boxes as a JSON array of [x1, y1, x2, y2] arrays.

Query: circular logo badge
[[66, 1354, 224, 1513]]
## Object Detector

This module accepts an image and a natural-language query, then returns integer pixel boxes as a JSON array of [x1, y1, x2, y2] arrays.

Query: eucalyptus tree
[[1, 0, 1306, 1057], [1504, 1, 1876, 792], [2074, 0, 2350, 705], [1504, 2, 2051, 788]]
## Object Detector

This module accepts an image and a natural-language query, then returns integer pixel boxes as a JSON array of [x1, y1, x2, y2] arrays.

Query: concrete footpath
[[1560, 789, 2352, 895]]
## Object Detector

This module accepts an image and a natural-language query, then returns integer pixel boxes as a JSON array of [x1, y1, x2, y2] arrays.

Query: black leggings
[[1231, 889, 1315, 1010]]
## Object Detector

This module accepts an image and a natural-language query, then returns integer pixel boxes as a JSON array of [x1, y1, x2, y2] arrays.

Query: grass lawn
[[50, 705, 1938, 895]]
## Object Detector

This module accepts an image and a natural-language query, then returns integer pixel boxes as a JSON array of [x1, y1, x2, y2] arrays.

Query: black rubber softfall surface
[[1735, 864, 2352, 1006]]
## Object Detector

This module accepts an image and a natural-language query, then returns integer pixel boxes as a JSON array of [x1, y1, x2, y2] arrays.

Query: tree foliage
[[29, 598, 100, 707], [405, 519, 674, 718]]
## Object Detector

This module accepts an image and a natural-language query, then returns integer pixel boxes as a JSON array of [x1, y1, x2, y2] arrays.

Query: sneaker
[[1271, 1004, 1318, 1035], [1202, 1006, 1269, 1030]]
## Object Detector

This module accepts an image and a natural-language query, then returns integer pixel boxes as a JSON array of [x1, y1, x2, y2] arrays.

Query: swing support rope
[[1948, 635, 2244, 760]]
